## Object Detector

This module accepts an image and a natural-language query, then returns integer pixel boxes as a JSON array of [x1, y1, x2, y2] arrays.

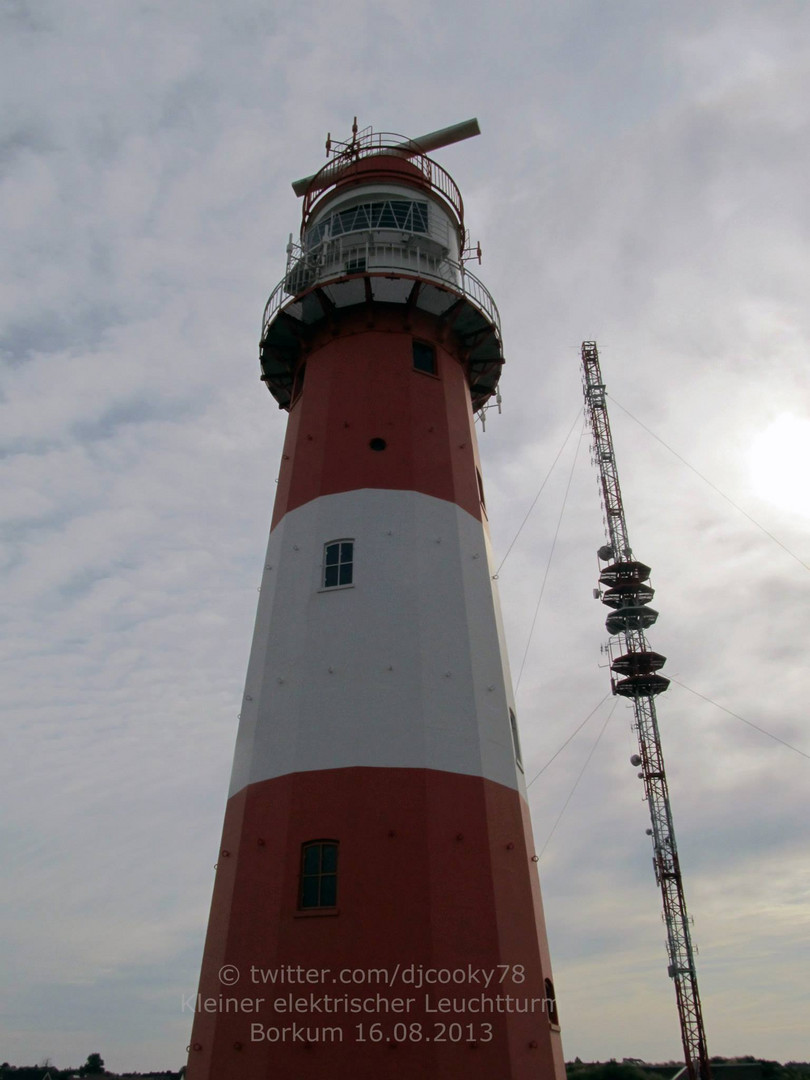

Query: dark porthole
[[369, 438, 387, 451]]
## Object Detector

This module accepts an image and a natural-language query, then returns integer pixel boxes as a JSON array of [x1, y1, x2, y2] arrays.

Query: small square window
[[323, 540, 353, 589], [544, 978, 560, 1026], [476, 468, 486, 509], [412, 340, 437, 375], [509, 708, 524, 771], [291, 361, 306, 402]]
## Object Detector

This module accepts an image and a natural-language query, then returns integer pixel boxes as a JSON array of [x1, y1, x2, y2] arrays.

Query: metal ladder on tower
[[581, 340, 711, 1080]]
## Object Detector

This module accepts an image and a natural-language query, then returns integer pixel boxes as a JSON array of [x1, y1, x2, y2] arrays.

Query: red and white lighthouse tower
[[186, 120, 566, 1080]]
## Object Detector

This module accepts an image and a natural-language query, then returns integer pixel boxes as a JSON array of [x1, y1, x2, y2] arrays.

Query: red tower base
[[186, 766, 565, 1078]]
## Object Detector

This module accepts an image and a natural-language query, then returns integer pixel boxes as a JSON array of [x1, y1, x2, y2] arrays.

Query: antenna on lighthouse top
[[291, 118, 481, 197]]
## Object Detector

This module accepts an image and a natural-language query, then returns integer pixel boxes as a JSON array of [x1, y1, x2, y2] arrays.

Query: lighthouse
[[186, 119, 566, 1080]]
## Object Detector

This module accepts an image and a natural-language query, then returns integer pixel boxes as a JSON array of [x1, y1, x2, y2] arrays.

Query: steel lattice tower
[[582, 341, 710, 1080]]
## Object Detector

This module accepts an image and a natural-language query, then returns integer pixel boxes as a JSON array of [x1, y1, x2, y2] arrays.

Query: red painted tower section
[[186, 122, 566, 1079]]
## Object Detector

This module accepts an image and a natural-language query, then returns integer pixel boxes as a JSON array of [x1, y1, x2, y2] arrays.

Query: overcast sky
[[2, 0, 809, 1073]]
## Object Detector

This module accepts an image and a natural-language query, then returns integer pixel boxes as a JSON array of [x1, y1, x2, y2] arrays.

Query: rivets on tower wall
[[472, 553, 479, 560], [292, 545, 299, 551], [343, 421, 350, 428], [233, 1042, 243, 1051], [277, 677, 285, 684], [506, 842, 515, 850], [456, 833, 464, 841], [221, 850, 231, 857], [444, 671, 452, 678], [458, 443, 467, 449], [529, 1041, 538, 1049], [468, 1040, 479, 1048], [257, 838, 266, 847], [265, 565, 273, 571], [328, 666, 335, 674], [283, 454, 290, 460], [531, 855, 539, 862], [388, 830, 396, 838], [387, 665, 394, 671], [306, 434, 314, 441], [244, 695, 253, 701], [487, 685, 495, 692]]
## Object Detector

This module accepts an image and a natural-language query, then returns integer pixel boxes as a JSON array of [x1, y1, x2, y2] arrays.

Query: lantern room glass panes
[[299, 841, 338, 909], [307, 200, 430, 248], [323, 540, 354, 589]]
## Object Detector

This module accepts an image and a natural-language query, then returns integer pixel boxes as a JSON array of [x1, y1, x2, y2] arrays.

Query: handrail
[[301, 138, 465, 239], [261, 255, 500, 342]]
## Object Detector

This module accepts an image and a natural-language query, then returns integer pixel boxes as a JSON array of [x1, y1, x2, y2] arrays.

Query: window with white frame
[[322, 540, 354, 589]]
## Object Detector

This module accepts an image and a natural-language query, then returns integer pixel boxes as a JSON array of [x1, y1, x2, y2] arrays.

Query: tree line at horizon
[[3, 1054, 809, 1080]]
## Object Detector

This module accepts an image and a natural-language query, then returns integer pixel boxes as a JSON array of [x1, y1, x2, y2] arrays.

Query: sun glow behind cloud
[[749, 414, 810, 519]]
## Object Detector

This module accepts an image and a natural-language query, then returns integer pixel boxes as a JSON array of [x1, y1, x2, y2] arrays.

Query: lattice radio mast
[[582, 341, 711, 1080]]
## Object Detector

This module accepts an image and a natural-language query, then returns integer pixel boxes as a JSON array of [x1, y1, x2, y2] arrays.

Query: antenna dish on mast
[[582, 340, 711, 1080]]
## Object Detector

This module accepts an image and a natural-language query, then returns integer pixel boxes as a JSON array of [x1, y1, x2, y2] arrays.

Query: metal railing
[[261, 239, 501, 341], [301, 134, 465, 237], [291, 234, 457, 284]]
